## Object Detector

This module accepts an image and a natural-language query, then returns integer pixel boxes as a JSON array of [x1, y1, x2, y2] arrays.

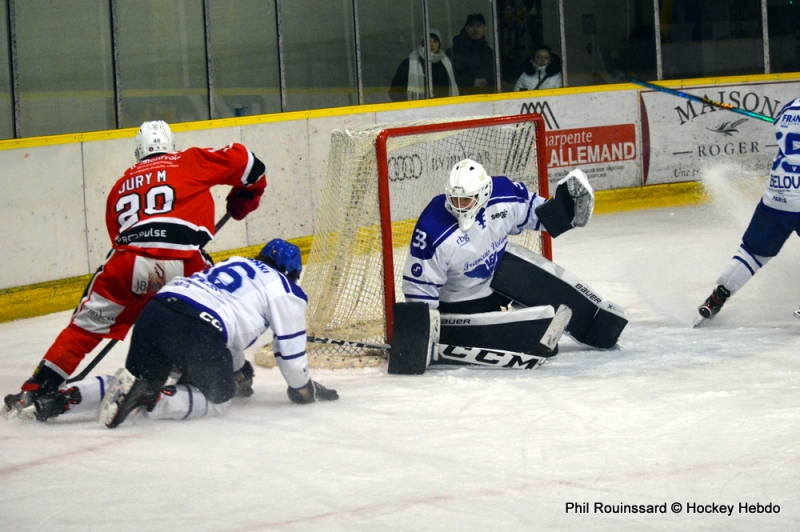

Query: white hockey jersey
[[763, 97, 800, 213], [157, 256, 310, 389], [402, 176, 546, 307]]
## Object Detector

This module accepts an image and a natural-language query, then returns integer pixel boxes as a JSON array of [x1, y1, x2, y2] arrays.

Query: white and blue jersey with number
[[763, 97, 800, 213], [402, 176, 547, 307], [156, 256, 310, 388]]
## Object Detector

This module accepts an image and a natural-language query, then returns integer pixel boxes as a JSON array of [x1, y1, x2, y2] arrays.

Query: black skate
[[29, 387, 82, 422], [4, 362, 63, 416], [697, 285, 731, 324], [100, 368, 162, 429]]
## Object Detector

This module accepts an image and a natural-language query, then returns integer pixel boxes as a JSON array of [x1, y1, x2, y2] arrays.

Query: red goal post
[[376, 114, 551, 343], [299, 113, 551, 358]]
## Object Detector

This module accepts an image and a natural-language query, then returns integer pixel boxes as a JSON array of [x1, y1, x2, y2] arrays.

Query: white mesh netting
[[256, 115, 544, 369]]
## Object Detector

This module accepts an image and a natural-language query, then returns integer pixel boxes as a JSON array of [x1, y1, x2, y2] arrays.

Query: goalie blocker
[[491, 243, 628, 349], [388, 303, 563, 375]]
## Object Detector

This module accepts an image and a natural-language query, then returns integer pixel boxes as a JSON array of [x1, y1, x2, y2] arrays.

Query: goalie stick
[[66, 213, 232, 384]]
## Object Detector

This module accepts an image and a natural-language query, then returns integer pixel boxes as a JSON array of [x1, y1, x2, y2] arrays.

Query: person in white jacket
[[514, 45, 563, 91]]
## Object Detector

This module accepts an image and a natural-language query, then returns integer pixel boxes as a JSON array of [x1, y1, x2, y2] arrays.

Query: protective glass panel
[[208, 0, 281, 117], [117, 0, 209, 127], [281, 0, 358, 111], [497, 0, 562, 92], [0, 2, 13, 139], [767, 0, 800, 73], [428, 0, 498, 96], [15, 0, 114, 137], [660, 0, 764, 79], [563, 0, 656, 88], [359, 0, 423, 104]]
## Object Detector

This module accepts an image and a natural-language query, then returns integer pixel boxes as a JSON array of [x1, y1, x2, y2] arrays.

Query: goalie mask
[[445, 159, 492, 232], [134, 120, 176, 162], [256, 239, 302, 282]]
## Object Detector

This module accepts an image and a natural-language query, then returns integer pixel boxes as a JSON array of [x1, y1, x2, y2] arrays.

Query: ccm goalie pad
[[388, 303, 440, 375], [491, 243, 627, 349], [534, 169, 594, 238], [388, 303, 572, 374]]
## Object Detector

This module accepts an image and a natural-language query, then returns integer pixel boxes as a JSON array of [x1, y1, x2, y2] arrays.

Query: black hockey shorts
[[126, 298, 235, 404], [742, 202, 800, 258], [437, 291, 512, 314]]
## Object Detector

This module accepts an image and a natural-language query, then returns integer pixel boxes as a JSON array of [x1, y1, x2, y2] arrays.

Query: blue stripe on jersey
[[97, 376, 105, 398], [274, 351, 307, 360], [277, 273, 308, 302], [402, 275, 444, 287], [517, 193, 539, 231], [405, 293, 439, 301], [156, 292, 229, 342], [276, 330, 306, 340]]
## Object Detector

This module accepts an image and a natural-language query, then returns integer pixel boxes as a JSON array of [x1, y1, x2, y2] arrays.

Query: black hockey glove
[[287, 380, 339, 404]]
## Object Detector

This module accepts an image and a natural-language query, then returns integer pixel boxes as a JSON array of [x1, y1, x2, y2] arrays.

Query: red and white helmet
[[445, 159, 492, 232], [134, 120, 176, 162]]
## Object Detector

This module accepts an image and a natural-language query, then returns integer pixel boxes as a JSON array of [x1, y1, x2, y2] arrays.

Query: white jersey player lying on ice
[[22, 239, 338, 427], [389, 159, 629, 375], [697, 97, 800, 324]]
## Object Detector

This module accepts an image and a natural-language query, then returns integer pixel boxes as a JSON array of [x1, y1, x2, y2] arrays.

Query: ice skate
[[696, 285, 731, 327], [101, 369, 161, 428]]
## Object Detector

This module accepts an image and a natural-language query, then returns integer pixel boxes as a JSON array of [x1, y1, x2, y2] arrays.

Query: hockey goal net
[[256, 114, 550, 369]]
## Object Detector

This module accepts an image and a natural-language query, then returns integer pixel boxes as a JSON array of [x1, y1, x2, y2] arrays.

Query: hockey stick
[[631, 79, 775, 124], [307, 335, 391, 351], [66, 213, 232, 384]]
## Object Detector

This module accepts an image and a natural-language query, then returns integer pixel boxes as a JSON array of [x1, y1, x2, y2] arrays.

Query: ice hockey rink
[[2, 167, 799, 531]]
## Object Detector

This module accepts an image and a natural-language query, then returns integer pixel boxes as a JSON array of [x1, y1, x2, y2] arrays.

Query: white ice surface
[[2, 173, 800, 531]]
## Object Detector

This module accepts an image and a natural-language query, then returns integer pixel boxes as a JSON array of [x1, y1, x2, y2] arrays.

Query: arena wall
[[1, 74, 798, 321]]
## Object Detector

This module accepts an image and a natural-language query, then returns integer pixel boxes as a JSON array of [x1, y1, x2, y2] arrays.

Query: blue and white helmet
[[134, 120, 176, 162], [256, 239, 302, 282]]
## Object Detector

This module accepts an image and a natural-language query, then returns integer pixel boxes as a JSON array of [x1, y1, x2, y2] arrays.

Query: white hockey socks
[[143, 384, 230, 421], [60, 375, 113, 415], [717, 245, 772, 295]]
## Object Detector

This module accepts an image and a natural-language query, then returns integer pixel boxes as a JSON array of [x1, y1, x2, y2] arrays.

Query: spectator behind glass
[[446, 13, 496, 95], [514, 45, 563, 90], [388, 29, 459, 102]]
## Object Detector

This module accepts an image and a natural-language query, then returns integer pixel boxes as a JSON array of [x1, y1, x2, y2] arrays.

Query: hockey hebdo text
[[565, 501, 780, 517]]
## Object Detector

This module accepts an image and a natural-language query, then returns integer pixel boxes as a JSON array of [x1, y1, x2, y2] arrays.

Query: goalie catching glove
[[287, 379, 339, 404], [534, 168, 594, 238]]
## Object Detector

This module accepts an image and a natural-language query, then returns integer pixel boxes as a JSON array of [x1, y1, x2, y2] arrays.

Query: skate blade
[[99, 368, 136, 427], [794, 309, 800, 319], [693, 315, 705, 328]]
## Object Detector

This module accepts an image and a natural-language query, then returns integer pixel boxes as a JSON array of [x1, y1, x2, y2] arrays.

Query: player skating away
[[23, 240, 338, 426], [390, 159, 628, 374], [696, 98, 800, 325], [4, 121, 268, 414]]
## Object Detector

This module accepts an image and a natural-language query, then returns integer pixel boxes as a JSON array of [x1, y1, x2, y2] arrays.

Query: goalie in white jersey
[[388, 158, 631, 375], [402, 158, 593, 313], [24, 239, 338, 427], [697, 97, 800, 323]]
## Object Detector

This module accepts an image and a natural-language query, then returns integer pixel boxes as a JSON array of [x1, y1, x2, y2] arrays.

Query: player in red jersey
[[4, 121, 267, 414]]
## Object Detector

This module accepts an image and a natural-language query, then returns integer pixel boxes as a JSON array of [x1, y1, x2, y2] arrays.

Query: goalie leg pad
[[438, 305, 556, 366], [491, 244, 628, 349], [388, 303, 439, 375]]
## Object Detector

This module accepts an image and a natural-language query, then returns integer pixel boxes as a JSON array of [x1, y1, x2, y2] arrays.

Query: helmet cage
[[444, 159, 492, 232]]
